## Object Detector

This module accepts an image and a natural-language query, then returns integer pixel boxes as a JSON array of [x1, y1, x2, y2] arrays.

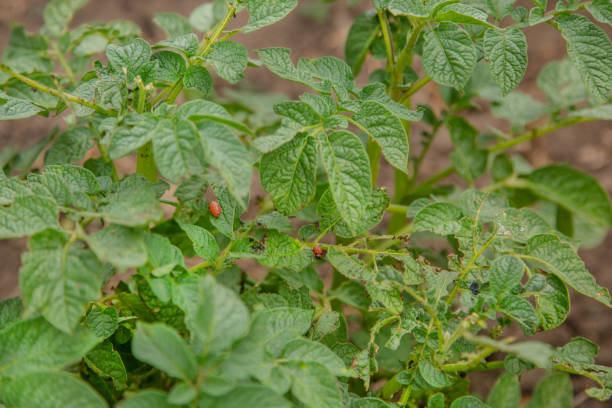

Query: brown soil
[[1, 1, 611, 406]]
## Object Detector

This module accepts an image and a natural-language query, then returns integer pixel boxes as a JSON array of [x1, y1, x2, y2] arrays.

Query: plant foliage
[[1, 0, 612, 406]]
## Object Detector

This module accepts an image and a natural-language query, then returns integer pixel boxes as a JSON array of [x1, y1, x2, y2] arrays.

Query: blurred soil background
[[1, 0, 611, 406]]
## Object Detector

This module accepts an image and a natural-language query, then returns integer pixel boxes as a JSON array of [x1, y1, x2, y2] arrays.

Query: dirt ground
[[1, 0, 612, 406]]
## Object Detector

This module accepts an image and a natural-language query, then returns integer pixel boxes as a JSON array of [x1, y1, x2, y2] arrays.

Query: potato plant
[[1, 0, 612, 407]]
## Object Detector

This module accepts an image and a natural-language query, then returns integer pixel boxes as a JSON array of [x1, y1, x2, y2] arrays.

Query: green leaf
[[317, 188, 388, 238], [435, 3, 495, 27], [413, 202, 463, 235], [358, 84, 422, 121], [261, 133, 317, 215], [352, 101, 410, 174], [388, 0, 430, 18], [569, 104, 612, 121], [244, 0, 298, 33], [448, 116, 487, 182], [534, 275, 569, 330], [492, 91, 546, 129], [84, 340, 127, 390], [198, 120, 252, 205], [0, 92, 43, 120], [179, 223, 219, 262], [0, 297, 22, 329], [189, 2, 221, 32], [168, 383, 197, 405], [353, 397, 396, 408], [486, 0, 516, 20], [0, 371, 107, 408], [255, 212, 293, 232], [108, 113, 157, 160], [525, 372, 572, 408], [177, 100, 251, 135], [152, 51, 186, 83], [489, 255, 524, 299], [20, 235, 104, 333], [419, 360, 455, 388], [299, 56, 355, 100], [176, 275, 249, 355], [428, 394, 445, 408], [327, 247, 376, 282], [288, 362, 343, 408], [198, 384, 291, 408], [366, 281, 403, 314], [43, 0, 88, 37], [556, 14, 612, 102], [73, 33, 108, 56], [152, 118, 206, 183], [498, 294, 538, 335], [153, 12, 192, 38], [345, 11, 379, 75], [117, 390, 170, 408], [468, 336, 553, 369], [537, 59, 587, 109], [524, 165, 612, 227], [274, 101, 322, 127], [206, 41, 248, 84], [132, 322, 198, 381], [3, 25, 53, 74], [0, 196, 58, 239], [318, 130, 372, 234], [183, 66, 213, 94], [99, 175, 163, 226], [524, 234, 610, 306], [554, 337, 599, 370], [0, 317, 99, 376], [258, 230, 313, 272], [256, 47, 320, 90], [87, 224, 148, 269], [106, 39, 152, 82], [450, 396, 490, 408], [249, 307, 313, 355], [158, 34, 199, 57], [86, 306, 118, 338], [282, 338, 345, 375], [422, 22, 478, 89], [487, 373, 520, 408], [586, 0, 612, 26], [328, 281, 370, 310], [484, 28, 527, 96], [45, 127, 94, 165]]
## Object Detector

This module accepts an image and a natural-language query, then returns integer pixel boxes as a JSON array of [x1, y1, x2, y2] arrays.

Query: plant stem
[[377, 9, 395, 74], [392, 21, 423, 100], [136, 143, 157, 182], [197, 3, 237, 56], [441, 348, 499, 372], [386, 203, 408, 215], [409, 116, 596, 195], [489, 117, 594, 153], [400, 76, 431, 102], [0, 64, 117, 117]]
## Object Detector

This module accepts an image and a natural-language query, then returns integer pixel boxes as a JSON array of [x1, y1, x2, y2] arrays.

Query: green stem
[[137, 142, 157, 182], [392, 21, 423, 100], [0, 64, 117, 117], [441, 350, 500, 373], [136, 76, 147, 114], [400, 76, 431, 103], [197, 3, 237, 57], [489, 117, 594, 153], [386, 203, 408, 215], [410, 166, 456, 196], [378, 9, 395, 73]]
